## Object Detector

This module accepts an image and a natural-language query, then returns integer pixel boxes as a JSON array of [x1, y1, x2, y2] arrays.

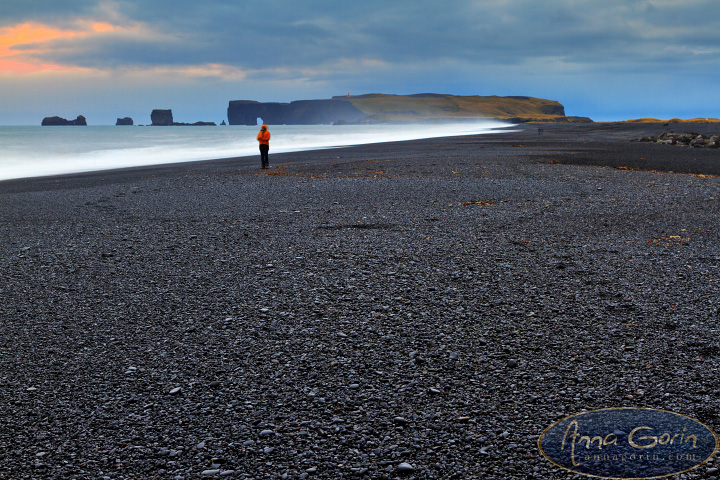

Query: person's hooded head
[[260, 124, 268, 131]]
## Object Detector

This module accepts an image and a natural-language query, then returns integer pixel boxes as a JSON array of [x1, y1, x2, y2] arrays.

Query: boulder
[[631, 132, 720, 149], [116, 117, 133, 126]]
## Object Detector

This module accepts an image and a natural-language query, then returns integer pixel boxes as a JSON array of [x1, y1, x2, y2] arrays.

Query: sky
[[1, 0, 719, 125]]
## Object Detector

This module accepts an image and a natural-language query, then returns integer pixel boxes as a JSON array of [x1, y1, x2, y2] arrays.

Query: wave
[[0, 122, 512, 181]]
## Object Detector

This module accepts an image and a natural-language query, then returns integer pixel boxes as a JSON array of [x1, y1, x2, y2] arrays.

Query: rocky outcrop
[[632, 132, 720, 148], [151, 109, 173, 126], [41, 115, 87, 126], [116, 117, 133, 126], [227, 100, 367, 125]]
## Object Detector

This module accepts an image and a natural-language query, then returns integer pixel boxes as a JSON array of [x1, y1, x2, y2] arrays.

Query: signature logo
[[539, 408, 718, 479]]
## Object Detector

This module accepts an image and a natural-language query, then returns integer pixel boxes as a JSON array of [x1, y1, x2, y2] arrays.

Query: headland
[[228, 93, 593, 125]]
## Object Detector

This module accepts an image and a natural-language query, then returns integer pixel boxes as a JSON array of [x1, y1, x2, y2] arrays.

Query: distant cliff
[[42, 115, 87, 126], [227, 94, 591, 125]]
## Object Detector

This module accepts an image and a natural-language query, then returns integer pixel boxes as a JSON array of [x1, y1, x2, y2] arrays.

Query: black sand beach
[[2, 123, 720, 479]]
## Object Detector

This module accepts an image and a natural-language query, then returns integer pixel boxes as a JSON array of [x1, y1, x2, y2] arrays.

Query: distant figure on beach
[[256, 124, 271, 169]]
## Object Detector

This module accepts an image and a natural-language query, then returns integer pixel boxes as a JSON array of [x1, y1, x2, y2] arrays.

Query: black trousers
[[259, 144, 269, 167]]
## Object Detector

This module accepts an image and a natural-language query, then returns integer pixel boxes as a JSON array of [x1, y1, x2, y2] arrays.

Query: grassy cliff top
[[622, 117, 720, 123], [331, 93, 581, 122]]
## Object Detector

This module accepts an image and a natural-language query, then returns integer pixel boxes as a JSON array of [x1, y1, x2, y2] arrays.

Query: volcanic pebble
[[1, 123, 720, 478]]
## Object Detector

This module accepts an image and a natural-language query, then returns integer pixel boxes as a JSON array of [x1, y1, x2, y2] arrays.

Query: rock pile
[[632, 131, 720, 148]]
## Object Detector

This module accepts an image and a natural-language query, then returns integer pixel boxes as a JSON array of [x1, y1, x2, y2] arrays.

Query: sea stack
[[151, 109, 173, 126], [116, 117, 133, 126], [41, 115, 87, 126]]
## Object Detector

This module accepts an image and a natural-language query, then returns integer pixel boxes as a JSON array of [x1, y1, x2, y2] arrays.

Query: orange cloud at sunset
[[0, 22, 122, 74]]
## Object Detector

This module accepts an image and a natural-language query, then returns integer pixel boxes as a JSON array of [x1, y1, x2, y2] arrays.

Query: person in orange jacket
[[256, 124, 271, 169]]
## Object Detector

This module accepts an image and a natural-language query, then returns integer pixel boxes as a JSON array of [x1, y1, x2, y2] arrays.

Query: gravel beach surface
[[2, 123, 720, 479]]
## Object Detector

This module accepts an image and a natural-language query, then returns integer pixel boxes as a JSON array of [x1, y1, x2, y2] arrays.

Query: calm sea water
[[0, 122, 510, 181]]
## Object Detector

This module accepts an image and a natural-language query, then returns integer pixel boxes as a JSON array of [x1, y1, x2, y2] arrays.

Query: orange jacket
[[257, 125, 271, 145]]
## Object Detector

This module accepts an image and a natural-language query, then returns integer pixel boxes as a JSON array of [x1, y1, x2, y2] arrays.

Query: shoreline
[[2, 122, 720, 479], [3, 122, 720, 193], [0, 122, 514, 185]]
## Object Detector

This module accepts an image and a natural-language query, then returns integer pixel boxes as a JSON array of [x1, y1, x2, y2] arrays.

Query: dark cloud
[[0, 0, 105, 27], [8, 0, 720, 75]]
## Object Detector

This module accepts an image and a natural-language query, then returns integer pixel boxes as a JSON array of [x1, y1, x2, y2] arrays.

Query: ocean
[[0, 122, 511, 181]]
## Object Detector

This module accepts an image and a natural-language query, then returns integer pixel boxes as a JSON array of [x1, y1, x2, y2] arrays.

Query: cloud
[[2, 0, 720, 123], [0, 1, 98, 27], [0, 22, 101, 73], [5, 0, 720, 77]]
